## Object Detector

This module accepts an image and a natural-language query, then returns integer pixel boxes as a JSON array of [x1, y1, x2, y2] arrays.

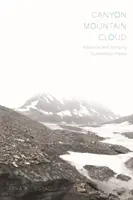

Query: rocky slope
[[103, 114, 133, 125], [0, 105, 131, 199], [15, 93, 117, 125]]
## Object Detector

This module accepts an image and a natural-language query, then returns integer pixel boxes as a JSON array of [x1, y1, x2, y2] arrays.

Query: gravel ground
[[121, 132, 133, 139]]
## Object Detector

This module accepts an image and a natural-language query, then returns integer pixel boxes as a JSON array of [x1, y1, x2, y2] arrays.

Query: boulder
[[116, 174, 131, 181]]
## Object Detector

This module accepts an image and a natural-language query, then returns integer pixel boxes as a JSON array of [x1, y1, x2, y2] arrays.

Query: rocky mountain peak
[[16, 93, 118, 125]]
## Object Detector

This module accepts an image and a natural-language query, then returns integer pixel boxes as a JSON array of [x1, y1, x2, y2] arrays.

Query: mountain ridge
[[15, 92, 118, 125]]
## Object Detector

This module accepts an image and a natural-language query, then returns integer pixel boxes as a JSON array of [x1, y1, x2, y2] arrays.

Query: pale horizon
[[0, 0, 132, 116]]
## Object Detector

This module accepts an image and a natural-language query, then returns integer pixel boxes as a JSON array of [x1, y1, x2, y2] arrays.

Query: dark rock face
[[114, 188, 126, 196], [121, 132, 133, 139], [84, 166, 116, 181], [0, 164, 73, 200], [125, 158, 133, 169], [116, 174, 131, 181], [109, 145, 131, 154]]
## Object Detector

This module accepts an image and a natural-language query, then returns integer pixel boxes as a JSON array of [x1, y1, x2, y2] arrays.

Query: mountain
[[15, 93, 117, 125], [103, 114, 133, 125]]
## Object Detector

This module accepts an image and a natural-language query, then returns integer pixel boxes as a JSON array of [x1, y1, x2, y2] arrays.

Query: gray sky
[[0, 0, 132, 115]]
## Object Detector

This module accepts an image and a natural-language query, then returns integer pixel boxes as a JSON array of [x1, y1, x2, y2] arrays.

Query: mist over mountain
[[15, 92, 118, 125]]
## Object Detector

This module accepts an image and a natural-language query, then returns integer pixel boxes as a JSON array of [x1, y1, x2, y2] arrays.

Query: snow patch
[[59, 99, 64, 105], [16, 107, 30, 112], [109, 116, 114, 120], [90, 108, 99, 114], [60, 151, 133, 175], [46, 94, 54, 101], [30, 100, 38, 108], [39, 109, 53, 115], [43, 96, 49, 103], [72, 105, 91, 117], [59, 141, 64, 144], [84, 122, 133, 151], [73, 109, 83, 117], [57, 110, 72, 117], [16, 100, 38, 112], [103, 115, 109, 120], [80, 105, 91, 116]]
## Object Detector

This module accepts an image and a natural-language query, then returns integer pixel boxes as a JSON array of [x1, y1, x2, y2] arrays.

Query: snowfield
[[83, 122, 133, 151], [60, 121, 133, 197], [60, 151, 133, 175]]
